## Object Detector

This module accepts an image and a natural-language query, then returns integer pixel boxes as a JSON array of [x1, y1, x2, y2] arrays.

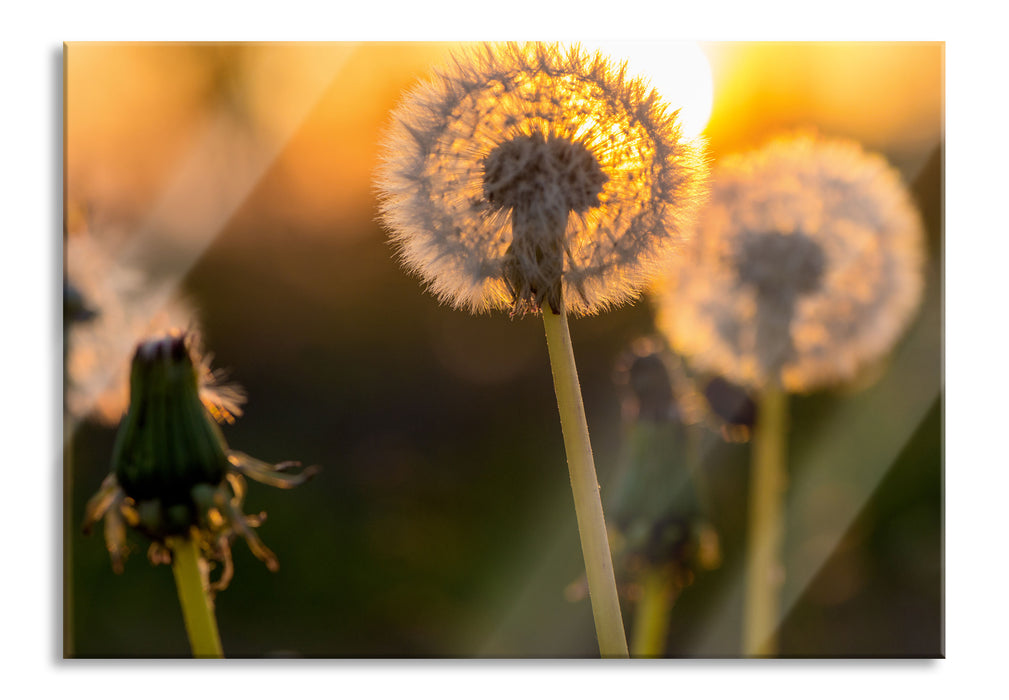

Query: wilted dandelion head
[[654, 132, 925, 393], [376, 42, 708, 316]]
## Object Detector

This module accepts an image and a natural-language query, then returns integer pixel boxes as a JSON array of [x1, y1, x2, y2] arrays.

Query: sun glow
[[582, 41, 714, 138]]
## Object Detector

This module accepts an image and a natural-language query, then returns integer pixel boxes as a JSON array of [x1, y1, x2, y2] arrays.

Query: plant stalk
[[63, 423, 74, 658], [168, 533, 224, 658], [630, 565, 676, 658], [743, 384, 788, 657], [542, 305, 629, 658]]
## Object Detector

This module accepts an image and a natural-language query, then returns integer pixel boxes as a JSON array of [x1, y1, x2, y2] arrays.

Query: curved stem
[[631, 565, 676, 658], [542, 306, 629, 658], [743, 385, 788, 657], [168, 533, 224, 658]]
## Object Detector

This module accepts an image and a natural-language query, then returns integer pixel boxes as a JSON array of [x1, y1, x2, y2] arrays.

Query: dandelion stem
[[63, 425, 74, 658], [63, 302, 76, 657], [168, 533, 224, 658], [743, 385, 788, 657], [630, 565, 676, 658], [542, 305, 629, 658]]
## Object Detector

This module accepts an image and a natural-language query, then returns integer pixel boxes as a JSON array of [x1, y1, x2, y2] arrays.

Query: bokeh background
[[64, 41, 942, 658]]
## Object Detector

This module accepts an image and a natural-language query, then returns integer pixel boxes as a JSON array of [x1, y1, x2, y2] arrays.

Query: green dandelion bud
[[609, 340, 720, 577], [112, 334, 230, 530], [608, 339, 721, 658], [84, 330, 317, 584]]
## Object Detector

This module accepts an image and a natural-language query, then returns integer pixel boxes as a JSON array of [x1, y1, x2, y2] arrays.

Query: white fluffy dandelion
[[651, 131, 926, 657], [376, 42, 711, 657], [377, 41, 708, 317], [654, 131, 925, 393], [65, 231, 224, 425]]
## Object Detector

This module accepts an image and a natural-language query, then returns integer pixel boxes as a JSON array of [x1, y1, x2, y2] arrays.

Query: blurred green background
[[64, 41, 942, 657]]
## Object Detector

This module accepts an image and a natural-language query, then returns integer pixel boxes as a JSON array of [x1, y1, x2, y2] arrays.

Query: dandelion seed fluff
[[654, 132, 926, 392], [376, 42, 708, 316], [65, 232, 235, 423]]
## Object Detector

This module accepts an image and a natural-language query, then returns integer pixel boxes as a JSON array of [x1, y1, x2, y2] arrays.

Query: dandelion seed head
[[65, 232, 208, 424], [376, 42, 708, 316], [654, 132, 925, 392]]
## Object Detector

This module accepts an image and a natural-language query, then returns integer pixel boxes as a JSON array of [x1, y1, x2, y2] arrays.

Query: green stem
[[63, 422, 74, 658], [542, 306, 629, 658], [743, 385, 788, 657], [168, 534, 224, 658], [630, 565, 676, 658]]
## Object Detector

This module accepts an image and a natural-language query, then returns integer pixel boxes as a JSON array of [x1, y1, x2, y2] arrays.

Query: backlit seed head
[[485, 132, 610, 313], [483, 132, 608, 214], [376, 41, 708, 316], [654, 132, 926, 392]]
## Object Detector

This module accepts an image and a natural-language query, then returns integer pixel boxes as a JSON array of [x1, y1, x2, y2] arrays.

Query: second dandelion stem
[[631, 565, 676, 658], [743, 385, 788, 657], [169, 533, 224, 658], [542, 306, 629, 658]]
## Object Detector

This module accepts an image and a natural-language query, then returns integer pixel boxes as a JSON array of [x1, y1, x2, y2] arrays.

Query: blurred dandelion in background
[[654, 131, 925, 393], [376, 41, 708, 317], [65, 227, 202, 427], [652, 131, 926, 656]]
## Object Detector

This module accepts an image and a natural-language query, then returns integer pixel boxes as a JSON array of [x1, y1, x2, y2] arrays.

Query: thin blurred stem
[[168, 533, 224, 658], [743, 385, 788, 657], [542, 305, 629, 658], [63, 304, 74, 657], [63, 422, 74, 658], [63, 157, 72, 659], [630, 565, 676, 658]]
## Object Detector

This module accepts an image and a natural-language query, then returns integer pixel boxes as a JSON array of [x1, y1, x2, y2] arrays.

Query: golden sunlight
[[583, 41, 714, 138]]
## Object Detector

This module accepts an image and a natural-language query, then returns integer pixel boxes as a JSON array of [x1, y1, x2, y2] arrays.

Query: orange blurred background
[[66, 42, 941, 246]]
